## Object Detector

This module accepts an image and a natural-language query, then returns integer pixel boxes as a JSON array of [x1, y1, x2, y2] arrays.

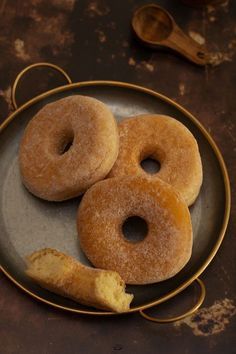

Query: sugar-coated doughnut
[[19, 95, 119, 201], [108, 114, 202, 206], [77, 176, 193, 285], [26, 248, 133, 313]]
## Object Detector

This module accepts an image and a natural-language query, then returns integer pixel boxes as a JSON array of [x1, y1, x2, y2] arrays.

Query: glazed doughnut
[[108, 114, 203, 206], [19, 95, 119, 201], [77, 176, 193, 285], [26, 248, 133, 313]]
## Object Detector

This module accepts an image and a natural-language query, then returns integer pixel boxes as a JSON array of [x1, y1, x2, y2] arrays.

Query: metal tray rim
[[0, 80, 231, 315]]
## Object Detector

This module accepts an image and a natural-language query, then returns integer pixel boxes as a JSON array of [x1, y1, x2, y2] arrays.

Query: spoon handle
[[165, 26, 207, 66]]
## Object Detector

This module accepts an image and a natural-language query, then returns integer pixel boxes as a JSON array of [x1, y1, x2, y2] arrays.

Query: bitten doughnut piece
[[108, 114, 203, 206], [77, 176, 193, 285], [25, 248, 133, 313], [19, 95, 119, 201]]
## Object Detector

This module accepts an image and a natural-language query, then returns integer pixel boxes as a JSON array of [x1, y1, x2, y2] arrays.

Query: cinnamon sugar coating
[[19, 95, 119, 201], [108, 114, 203, 206], [77, 176, 193, 284]]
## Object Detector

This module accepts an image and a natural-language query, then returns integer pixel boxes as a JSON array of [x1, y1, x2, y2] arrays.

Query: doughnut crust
[[26, 248, 133, 313], [19, 95, 119, 201], [108, 114, 203, 206], [77, 176, 193, 285]]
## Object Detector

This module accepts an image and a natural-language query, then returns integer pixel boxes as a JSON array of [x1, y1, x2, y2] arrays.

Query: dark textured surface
[[0, 0, 235, 353]]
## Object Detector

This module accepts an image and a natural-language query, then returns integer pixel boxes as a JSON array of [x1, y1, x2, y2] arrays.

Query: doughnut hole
[[122, 216, 148, 243], [140, 157, 160, 174], [139, 147, 164, 175], [56, 130, 75, 155]]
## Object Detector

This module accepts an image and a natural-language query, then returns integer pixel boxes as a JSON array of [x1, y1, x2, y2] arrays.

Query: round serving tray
[[0, 63, 230, 320]]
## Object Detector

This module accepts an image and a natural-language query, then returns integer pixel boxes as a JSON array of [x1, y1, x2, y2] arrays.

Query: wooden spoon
[[132, 4, 208, 66]]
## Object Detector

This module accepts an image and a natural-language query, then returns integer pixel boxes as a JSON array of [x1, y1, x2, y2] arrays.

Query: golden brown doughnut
[[19, 95, 119, 201], [108, 114, 203, 206], [77, 176, 193, 285], [26, 248, 133, 313]]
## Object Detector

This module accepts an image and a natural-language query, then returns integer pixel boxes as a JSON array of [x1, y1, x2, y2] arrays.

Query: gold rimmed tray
[[0, 63, 230, 321]]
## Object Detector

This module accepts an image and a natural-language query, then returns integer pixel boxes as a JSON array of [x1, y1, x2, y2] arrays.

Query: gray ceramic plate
[[0, 80, 230, 315]]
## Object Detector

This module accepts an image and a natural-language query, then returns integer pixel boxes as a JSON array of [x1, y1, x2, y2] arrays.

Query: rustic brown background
[[0, 0, 236, 353]]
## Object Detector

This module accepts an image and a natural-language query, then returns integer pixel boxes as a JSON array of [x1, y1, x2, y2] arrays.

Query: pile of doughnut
[[21, 95, 202, 313]]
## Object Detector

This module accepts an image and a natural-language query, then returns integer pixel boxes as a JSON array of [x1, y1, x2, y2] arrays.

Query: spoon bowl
[[132, 4, 174, 43], [132, 4, 208, 65]]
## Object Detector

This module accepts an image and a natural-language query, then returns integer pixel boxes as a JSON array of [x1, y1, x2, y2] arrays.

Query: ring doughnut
[[77, 176, 193, 285], [108, 114, 203, 206], [19, 95, 119, 201]]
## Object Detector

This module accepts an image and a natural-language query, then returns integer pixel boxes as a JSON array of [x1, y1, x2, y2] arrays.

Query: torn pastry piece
[[25, 248, 133, 313]]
